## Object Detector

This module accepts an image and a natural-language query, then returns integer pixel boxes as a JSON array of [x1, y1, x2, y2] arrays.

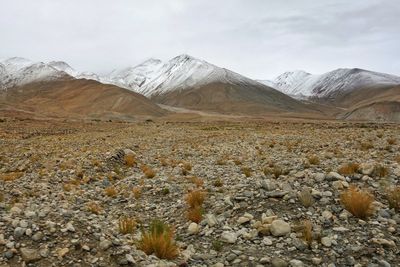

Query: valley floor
[[0, 118, 399, 266]]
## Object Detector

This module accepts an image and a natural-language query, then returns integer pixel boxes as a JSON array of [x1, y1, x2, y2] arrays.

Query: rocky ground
[[0, 117, 399, 267]]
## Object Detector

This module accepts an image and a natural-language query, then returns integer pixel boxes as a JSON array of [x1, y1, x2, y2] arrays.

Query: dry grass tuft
[[138, 220, 179, 260], [186, 190, 206, 208], [1, 172, 23, 182], [141, 165, 156, 178], [273, 166, 283, 178], [373, 164, 388, 178], [87, 202, 102, 214], [119, 217, 137, 234], [340, 186, 374, 219], [387, 138, 397, 145], [187, 205, 203, 223], [338, 162, 360, 176], [302, 220, 313, 247], [386, 186, 400, 211], [189, 176, 204, 188], [105, 186, 118, 197], [395, 155, 400, 164], [132, 186, 142, 199], [0, 191, 4, 202], [213, 178, 223, 187], [124, 154, 136, 167], [307, 155, 320, 165], [182, 162, 192, 171], [298, 188, 314, 207], [241, 167, 252, 177], [360, 141, 374, 151]]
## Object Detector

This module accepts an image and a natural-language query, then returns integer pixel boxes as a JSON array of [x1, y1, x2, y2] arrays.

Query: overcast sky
[[1, 0, 399, 78]]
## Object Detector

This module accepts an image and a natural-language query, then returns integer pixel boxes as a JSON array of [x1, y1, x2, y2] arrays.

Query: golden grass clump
[[182, 162, 192, 171], [124, 154, 136, 167], [241, 167, 252, 177], [119, 217, 137, 234], [189, 176, 204, 188], [105, 186, 118, 197], [360, 141, 374, 151], [386, 186, 400, 211], [1, 172, 23, 182], [87, 202, 102, 214], [387, 138, 397, 145], [213, 178, 223, 187], [132, 186, 142, 199], [186, 205, 203, 223], [302, 220, 313, 247], [340, 186, 374, 219], [186, 190, 206, 208], [307, 155, 320, 165], [138, 220, 179, 260], [141, 165, 156, 178], [338, 162, 360, 176], [373, 164, 388, 178], [298, 188, 314, 207]]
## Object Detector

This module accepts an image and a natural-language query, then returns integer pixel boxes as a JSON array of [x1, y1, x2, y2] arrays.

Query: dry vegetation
[[340, 186, 375, 219]]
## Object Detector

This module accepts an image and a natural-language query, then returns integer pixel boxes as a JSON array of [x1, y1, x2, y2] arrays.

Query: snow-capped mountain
[[105, 58, 163, 91], [266, 68, 400, 98], [138, 54, 264, 97]]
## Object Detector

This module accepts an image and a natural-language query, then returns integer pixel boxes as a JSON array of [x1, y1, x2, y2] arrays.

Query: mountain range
[[1, 55, 399, 122]]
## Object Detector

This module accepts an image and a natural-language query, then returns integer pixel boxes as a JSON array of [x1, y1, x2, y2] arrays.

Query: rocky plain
[[0, 117, 399, 267]]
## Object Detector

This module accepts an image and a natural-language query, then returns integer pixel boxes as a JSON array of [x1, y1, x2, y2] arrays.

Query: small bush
[[0, 192, 4, 202], [395, 155, 400, 164], [387, 138, 397, 145], [119, 217, 136, 234], [340, 186, 374, 219], [387, 186, 400, 211], [124, 154, 136, 167], [307, 155, 320, 165], [132, 186, 142, 199], [105, 186, 118, 197], [338, 162, 359, 176], [373, 164, 388, 178], [213, 178, 223, 187], [161, 188, 170, 195], [187, 205, 203, 223], [273, 166, 283, 178], [141, 165, 156, 178], [360, 141, 374, 151], [87, 202, 102, 214], [186, 190, 206, 208], [189, 176, 204, 187], [182, 162, 192, 171], [241, 167, 252, 177], [298, 189, 314, 207], [211, 240, 223, 252], [138, 220, 179, 260], [302, 220, 313, 247]]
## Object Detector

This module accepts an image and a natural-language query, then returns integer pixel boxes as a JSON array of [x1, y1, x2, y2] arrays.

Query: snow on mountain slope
[[270, 68, 400, 98], [0, 58, 70, 89], [48, 61, 78, 76], [105, 58, 163, 90], [138, 54, 263, 97]]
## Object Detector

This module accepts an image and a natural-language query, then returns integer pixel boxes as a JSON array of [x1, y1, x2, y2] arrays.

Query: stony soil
[[0, 118, 399, 267]]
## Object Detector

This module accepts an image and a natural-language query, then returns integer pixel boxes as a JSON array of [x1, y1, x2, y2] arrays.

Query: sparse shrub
[[387, 138, 397, 145], [212, 240, 223, 252], [1, 172, 23, 182], [187, 205, 203, 223], [302, 220, 313, 247], [263, 167, 272, 177], [138, 220, 179, 260], [216, 158, 227, 165], [186, 190, 206, 208], [119, 217, 136, 234], [141, 165, 156, 178], [241, 167, 252, 177], [187, 176, 202, 188], [273, 166, 283, 178], [373, 164, 388, 178], [63, 183, 74, 192], [338, 162, 359, 176], [298, 188, 314, 207], [307, 155, 320, 165], [160, 158, 168, 167], [360, 141, 374, 151], [161, 188, 170, 195], [233, 159, 242, 165], [386, 186, 400, 211], [132, 186, 142, 199], [87, 202, 102, 214], [340, 186, 374, 219], [182, 162, 192, 171], [105, 186, 118, 197], [213, 178, 223, 187], [124, 154, 136, 167]]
